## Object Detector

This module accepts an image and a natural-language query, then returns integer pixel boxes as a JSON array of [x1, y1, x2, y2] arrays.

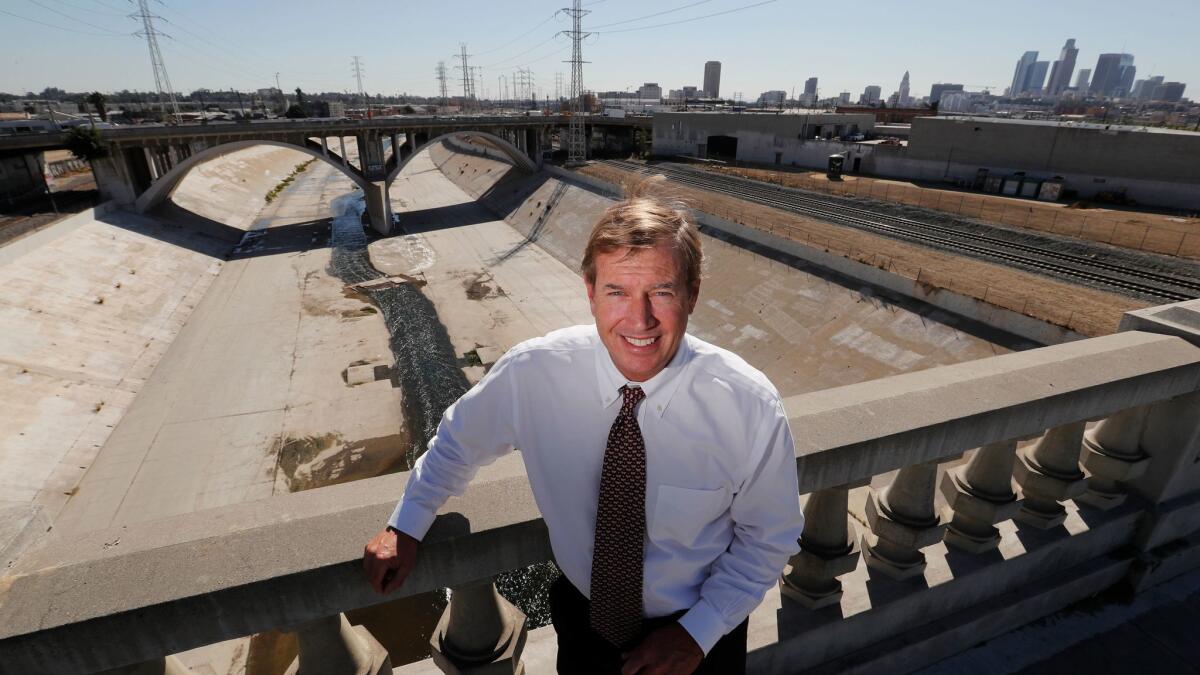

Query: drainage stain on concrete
[[275, 431, 411, 493], [463, 272, 506, 300]]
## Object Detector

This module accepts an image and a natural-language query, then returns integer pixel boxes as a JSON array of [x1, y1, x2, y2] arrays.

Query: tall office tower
[[1026, 61, 1050, 95], [1134, 75, 1164, 100], [898, 71, 910, 105], [1154, 82, 1186, 102], [929, 83, 963, 104], [703, 61, 722, 98], [1045, 38, 1079, 96], [1010, 51, 1038, 96], [1074, 68, 1092, 92], [1092, 53, 1136, 97], [804, 77, 818, 96], [861, 85, 882, 105]]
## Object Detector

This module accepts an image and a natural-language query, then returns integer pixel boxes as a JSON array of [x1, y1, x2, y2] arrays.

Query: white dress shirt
[[389, 324, 803, 654]]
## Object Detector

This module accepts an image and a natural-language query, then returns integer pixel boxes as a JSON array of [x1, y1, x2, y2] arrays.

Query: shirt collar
[[594, 327, 693, 418]]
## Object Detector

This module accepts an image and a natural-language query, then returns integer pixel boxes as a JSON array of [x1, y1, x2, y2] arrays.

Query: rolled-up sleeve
[[388, 351, 522, 540], [679, 399, 803, 654]]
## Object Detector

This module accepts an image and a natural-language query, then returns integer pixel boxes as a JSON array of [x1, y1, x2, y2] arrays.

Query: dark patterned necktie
[[589, 385, 647, 648]]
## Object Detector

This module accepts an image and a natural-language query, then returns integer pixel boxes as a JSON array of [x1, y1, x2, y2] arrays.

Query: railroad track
[[600, 160, 1200, 303]]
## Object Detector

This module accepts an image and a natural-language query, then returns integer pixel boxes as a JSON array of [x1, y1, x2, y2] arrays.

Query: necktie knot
[[620, 385, 645, 408]]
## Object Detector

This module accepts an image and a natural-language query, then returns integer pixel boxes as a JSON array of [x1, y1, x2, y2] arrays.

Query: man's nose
[[628, 294, 658, 329]]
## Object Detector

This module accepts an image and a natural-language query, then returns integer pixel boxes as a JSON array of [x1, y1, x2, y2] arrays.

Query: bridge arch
[[385, 130, 536, 185], [133, 139, 372, 214]]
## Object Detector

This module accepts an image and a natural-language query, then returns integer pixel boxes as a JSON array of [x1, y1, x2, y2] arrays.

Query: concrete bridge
[[1, 115, 649, 233], [3, 297, 1200, 674]]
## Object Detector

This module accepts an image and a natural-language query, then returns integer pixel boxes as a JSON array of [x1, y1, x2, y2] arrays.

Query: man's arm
[[678, 399, 804, 654], [363, 351, 523, 594]]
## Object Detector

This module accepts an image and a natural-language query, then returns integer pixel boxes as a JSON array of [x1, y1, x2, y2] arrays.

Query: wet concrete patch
[[274, 431, 411, 493], [463, 271, 506, 300]]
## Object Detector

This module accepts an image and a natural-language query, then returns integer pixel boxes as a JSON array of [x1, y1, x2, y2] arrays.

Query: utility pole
[[436, 61, 449, 108], [455, 43, 475, 113], [132, 0, 180, 123], [561, 0, 590, 164], [351, 56, 366, 117]]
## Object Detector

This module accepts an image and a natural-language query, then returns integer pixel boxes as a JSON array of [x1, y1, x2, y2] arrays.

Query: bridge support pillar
[[363, 181, 393, 236], [91, 154, 140, 206]]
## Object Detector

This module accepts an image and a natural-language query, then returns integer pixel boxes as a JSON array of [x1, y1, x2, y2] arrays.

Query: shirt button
[[657, 405, 662, 412]]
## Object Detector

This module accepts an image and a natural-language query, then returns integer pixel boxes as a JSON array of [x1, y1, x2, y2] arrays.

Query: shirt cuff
[[677, 597, 727, 656], [387, 499, 437, 541]]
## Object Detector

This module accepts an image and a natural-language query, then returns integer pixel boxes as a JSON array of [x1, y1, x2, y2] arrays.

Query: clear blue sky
[[2, 0, 1197, 100]]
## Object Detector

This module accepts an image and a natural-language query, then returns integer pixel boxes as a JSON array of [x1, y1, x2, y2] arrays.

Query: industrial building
[[652, 110, 876, 163], [650, 112, 1200, 210]]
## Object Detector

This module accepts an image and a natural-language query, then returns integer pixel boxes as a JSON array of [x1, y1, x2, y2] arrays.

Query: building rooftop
[[931, 115, 1200, 136]]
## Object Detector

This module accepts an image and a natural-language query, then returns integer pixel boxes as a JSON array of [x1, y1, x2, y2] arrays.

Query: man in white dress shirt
[[364, 192, 803, 674]]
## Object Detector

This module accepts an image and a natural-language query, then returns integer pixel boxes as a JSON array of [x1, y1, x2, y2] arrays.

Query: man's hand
[[363, 526, 419, 595], [621, 622, 704, 675]]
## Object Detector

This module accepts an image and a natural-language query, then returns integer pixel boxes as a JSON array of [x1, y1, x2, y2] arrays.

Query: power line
[[25, 0, 127, 34], [473, 11, 560, 56], [587, 0, 713, 30], [51, 0, 127, 17], [480, 32, 564, 69], [590, 0, 778, 34], [454, 43, 476, 112], [0, 6, 123, 35]]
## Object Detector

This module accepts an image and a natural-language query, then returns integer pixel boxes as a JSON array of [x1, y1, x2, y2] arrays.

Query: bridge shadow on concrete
[[396, 201, 507, 235], [93, 202, 333, 261]]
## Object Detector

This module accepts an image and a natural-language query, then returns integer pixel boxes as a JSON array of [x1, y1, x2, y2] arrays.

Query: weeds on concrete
[[265, 159, 317, 204]]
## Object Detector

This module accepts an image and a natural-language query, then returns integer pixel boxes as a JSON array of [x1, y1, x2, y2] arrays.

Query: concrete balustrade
[[430, 579, 527, 674], [941, 440, 1021, 552], [286, 613, 390, 675], [863, 461, 947, 579], [780, 484, 862, 607], [1015, 421, 1089, 528], [6, 301, 1200, 674], [1078, 405, 1151, 509]]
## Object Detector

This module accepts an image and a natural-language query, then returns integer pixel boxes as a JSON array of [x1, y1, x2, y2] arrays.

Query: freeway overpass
[[1, 115, 649, 233]]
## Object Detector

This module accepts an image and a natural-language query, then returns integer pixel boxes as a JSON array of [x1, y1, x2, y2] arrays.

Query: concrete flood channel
[[259, 189, 554, 670]]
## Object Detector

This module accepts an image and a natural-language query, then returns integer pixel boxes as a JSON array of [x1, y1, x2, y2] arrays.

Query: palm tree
[[86, 92, 108, 122]]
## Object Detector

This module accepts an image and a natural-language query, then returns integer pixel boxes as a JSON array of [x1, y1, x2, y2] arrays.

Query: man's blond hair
[[581, 180, 703, 288]]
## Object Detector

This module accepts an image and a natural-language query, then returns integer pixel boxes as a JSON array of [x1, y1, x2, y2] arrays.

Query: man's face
[[586, 243, 699, 383]]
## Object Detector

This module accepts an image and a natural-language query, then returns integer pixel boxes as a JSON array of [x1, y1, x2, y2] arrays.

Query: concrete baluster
[[285, 613, 391, 675], [1014, 421, 1088, 528], [940, 440, 1021, 552], [1077, 405, 1150, 509], [862, 461, 947, 580], [430, 578, 527, 674], [781, 484, 861, 608]]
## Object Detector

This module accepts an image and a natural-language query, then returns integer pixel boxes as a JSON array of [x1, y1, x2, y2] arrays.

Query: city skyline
[[1, 0, 1197, 102]]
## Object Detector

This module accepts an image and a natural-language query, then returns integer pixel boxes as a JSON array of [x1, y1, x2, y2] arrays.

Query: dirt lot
[[692, 163, 1200, 260], [581, 163, 1150, 337]]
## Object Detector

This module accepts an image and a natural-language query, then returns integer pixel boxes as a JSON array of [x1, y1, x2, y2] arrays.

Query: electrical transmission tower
[[435, 61, 449, 107], [455, 44, 475, 113], [132, 0, 180, 122], [561, 0, 590, 164]]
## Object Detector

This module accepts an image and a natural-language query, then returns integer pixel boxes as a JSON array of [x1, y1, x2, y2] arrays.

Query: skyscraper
[[1045, 38, 1078, 96], [804, 77, 818, 96], [860, 85, 882, 105], [1026, 61, 1050, 95], [1154, 82, 1186, 102], [1074, 68, 1092, 92], [929, 83, 963, 104], [703, 61, 721, 98], [1133, 75, 1164, 100], [1092, 53, 1136, 97], [898, 71, 910, 106], [1010, 51, 1038, 96]]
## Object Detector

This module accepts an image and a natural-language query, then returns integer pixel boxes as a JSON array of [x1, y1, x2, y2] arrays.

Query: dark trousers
[[549, 575, 748, 675]]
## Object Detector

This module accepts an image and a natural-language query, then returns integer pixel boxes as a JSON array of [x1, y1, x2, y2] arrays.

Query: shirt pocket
[[650, 484, 731, 547]]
